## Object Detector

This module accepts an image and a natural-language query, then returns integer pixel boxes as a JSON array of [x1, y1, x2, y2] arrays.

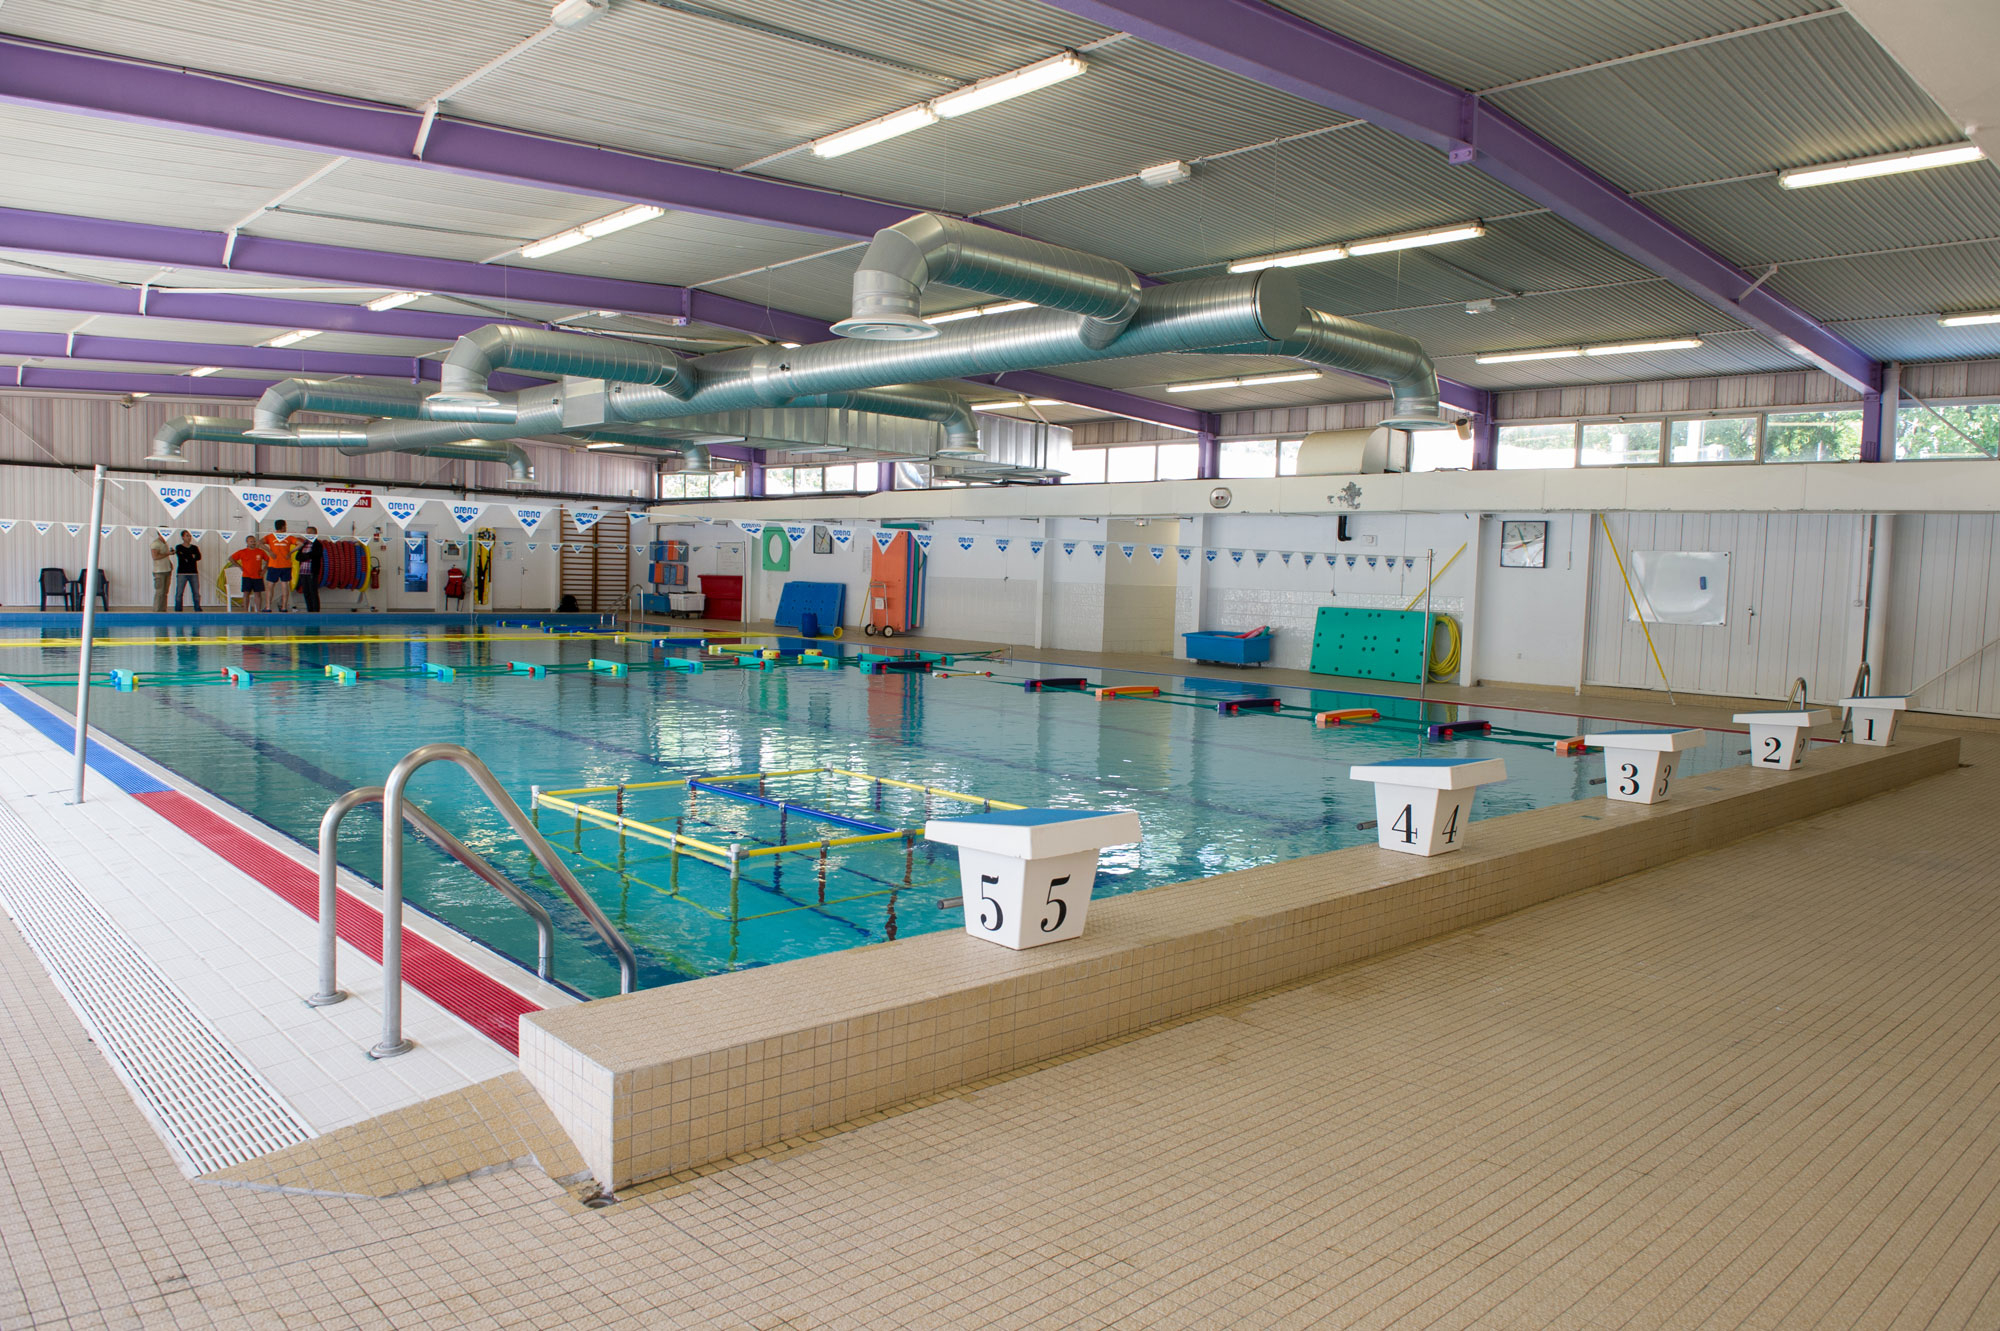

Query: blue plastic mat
[[774, 581, 846, 632], [0, 684, 170, 794]]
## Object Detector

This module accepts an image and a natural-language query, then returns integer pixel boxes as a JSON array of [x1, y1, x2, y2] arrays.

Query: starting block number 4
[[1383, 793, 1469, 855]]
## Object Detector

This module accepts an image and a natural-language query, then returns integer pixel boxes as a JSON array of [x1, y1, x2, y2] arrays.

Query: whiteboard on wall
[[1629, 550, 1729, 625], [715, 542, 745, 574]]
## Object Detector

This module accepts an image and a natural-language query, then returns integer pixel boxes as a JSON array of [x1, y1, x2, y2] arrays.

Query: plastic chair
[[38, 567, 69, 611], [90, 570, 109, 612]]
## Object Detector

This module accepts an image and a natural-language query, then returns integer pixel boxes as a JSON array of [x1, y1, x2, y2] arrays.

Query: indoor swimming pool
[[4, 625, 1743, 997]]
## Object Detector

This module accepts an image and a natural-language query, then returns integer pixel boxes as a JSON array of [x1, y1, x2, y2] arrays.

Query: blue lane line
[[0, 684, 171, 794]]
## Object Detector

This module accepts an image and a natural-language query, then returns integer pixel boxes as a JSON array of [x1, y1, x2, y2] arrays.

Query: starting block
[[1314, 708, 1380, 728], [1588, 729, 1705, 804], [1350, 757, 1507, 857], [324, 664, 357, 686], [925, 808, 1142, 950], [508, 661, 547, 679], [1840, 695, 1908, 747], [1734, 709, 1832, 771], [1094, 685, 1160, 700]]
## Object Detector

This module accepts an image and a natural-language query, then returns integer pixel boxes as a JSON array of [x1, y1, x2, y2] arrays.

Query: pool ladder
[[313, 742, 638, 1059]]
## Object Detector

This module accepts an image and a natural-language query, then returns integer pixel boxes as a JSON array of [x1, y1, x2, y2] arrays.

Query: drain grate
[[0, 801, 313, 1175]]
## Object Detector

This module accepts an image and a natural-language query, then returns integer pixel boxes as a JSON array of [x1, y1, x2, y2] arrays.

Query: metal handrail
[[375, 743, 638, 1058], [310, 785, 556, 1009], [1840, 661, 1872, 740], [1787, 676, 1810, 709]]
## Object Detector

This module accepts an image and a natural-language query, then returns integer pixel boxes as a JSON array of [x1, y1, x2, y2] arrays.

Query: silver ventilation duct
[[833, 213, 1142, 347], [333, 436, 534, 483], [1207, 307, 1449, 429], [780, 385, 981, 454], [432, 326, 697, 414], [149, 416, 255, 462], [248, 379, 431, 440]]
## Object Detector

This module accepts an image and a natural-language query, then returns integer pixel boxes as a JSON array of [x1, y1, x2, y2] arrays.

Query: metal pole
[[1417, 547, 1433, 738], [70, 464, 107, 804]]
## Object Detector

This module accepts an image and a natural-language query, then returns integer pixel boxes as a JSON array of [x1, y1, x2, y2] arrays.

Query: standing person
[[149, 530, 172, 612], [228, 533, 269, 612], [297, 525, 325, 614], [263, 519, 300, 612], [171, 530, 202, 612]]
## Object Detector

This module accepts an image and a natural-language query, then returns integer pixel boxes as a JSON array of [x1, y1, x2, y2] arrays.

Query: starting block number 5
[[976, 873, 1072, 934]]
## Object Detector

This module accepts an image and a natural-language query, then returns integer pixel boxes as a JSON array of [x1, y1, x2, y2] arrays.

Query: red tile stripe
[[133, 790, 539, 1053]]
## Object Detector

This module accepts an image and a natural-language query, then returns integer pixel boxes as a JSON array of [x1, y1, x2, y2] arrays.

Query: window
[[1410, 431, 1473, 472], [1764, 409, 1862, 463], [1219, 439, 1278, 478], [1581, 420, 1661, 467], [1496, 423, 1576, 469], [403, 531, 428, 593], [1279, 440, 1302, 476], [822, 464, 855, 492], [1156, 442, 1199, 479], [1897, 402, 2000, 459], [1669, 416, 1758, 464], [1061, 449, 1106, 484], [1106, 445, 1156, 483]]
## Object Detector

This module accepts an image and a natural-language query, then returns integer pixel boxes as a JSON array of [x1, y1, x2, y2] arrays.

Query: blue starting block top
[[1368, 757, 1493, 768], [940, 808, 1106, 827]]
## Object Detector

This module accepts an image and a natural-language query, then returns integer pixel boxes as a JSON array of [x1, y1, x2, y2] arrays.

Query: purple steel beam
[[1041, 0, 1880, 394], [3, 365, 271, 397], [0, 330, 547, 389], [0, 37, 906, 242], [0, 272, 517, 340], [0, 206, 831, 345]]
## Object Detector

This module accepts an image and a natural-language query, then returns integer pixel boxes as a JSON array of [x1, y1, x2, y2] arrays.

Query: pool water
[[7, 626, 1739, 997]]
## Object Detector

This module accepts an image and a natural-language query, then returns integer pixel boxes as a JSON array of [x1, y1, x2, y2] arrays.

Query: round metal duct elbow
[[150, 416, 253, 461], [248, 378, 428, 440], [434, 326, 697, 406], [834, 213, 1142, 347]]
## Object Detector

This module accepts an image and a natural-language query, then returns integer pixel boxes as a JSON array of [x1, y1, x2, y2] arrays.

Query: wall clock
[[1500, 519, 1548, 568]]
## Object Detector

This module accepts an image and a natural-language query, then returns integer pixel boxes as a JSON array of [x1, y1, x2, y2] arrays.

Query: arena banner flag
[[737, 521, 763, 536], [147, 479, 205, 518], [312, 490, 358, 526], [872, 530, 894, 552], [126, 526, 145, 538], [509, 504, 552, 535], [0, 520, 15, 533], [448, 501, 486, 534], [994, 537, 1009, 553], [569, 509, 605, 532], [33, 522, 53, 535], [63, 522, 82, 536], [832, 528, 853, 547], [228, 485, 280, 520], [957, 536, 975, 551], [1029, 539, 1044, 555], [1150, 545, 1164, 560], [219, 530, 236, 542], [380, 497, 423, 528]]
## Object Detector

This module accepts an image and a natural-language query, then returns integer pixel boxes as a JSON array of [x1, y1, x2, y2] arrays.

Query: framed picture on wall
[[1499, 520, 1548, 568], [812, 525, 833, 555]]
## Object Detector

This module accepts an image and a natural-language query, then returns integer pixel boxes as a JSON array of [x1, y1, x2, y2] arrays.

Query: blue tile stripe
[[0, 684, 171, 794]]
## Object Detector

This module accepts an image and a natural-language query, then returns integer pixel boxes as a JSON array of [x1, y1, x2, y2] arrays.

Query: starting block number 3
[[1615, 760, 1674, 799]]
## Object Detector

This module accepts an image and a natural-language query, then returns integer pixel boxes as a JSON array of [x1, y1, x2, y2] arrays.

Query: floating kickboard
[[1218, 696, 1283, 715], [508, 661, 547, 678], [420, 662, 456, 682], [1553, 736, 1588, 755], [108, 669, 138, 692], [1023, 677, 1090, 692], [1314, 707, 1381, 727], [1094, 685, 1161, 700], [222, 666, 254, 689], [587, 658, 628, 677], [1426, 720, 1491, 740], [324, 664, 357, 685]]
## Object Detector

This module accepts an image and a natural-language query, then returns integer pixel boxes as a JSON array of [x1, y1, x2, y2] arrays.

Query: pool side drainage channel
[[0, 801, 312, 1175]]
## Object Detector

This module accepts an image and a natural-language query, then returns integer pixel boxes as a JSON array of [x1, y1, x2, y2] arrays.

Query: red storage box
[[699, 574, 742, 621]]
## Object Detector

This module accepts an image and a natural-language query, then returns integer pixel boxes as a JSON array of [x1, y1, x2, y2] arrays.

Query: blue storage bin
[[1183, 631, 1272, 665]]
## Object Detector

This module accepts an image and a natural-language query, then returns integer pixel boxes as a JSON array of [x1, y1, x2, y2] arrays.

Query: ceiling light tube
[[520, 229, 590, 258], [1237, 371, 1323, 387], [932, 52, 1085, 119], [973, 398, 1065, 412], [580, 204, 664, 238], [1227, 244, 1348, 274], [366, 291, 426, 311], [810, 105, 937, 159], [1939, 310, 2000, 327], [187, 366, 221, 377], [585, 441, 624, 450], [264, 330, 320, 348], [1779, 143, 1985, 190], [1583, 337, 1703, 356], [1345, 223, 1487, 256], [923, 299, 1037, 325], [1166, 377, 1246, 393], [1474, 347, 1583, 364]]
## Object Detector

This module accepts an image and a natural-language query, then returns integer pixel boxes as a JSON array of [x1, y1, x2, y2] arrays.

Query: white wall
[[1474, 513, 1591, 688]]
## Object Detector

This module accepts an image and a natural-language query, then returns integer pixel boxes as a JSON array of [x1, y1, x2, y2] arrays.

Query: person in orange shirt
[[263, 519, 302, 612], [227, 534, 270, 611]]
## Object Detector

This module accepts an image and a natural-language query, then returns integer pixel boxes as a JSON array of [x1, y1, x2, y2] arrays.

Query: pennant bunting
[[509, 504, 552, 535], [1091, 542, 1105, 558], [1229, 550, 1244, 564], [1204, 549, 1217, 563], [63, 522, 82, 536], [1062, 541, 1077, 556], [33, 522, 53, 535], [1254, 551, 1267, 566], [832, 528, 853, 547], [380, 497, 423, 528], [872, 530, 895, 552], [126, 526, 145, 539], [1280, 551, 1292, 565], [1302, 553, 1315, 567], [737, 521, 763, 536], [994, 537, 1009, 553], [147, 479, 205, 518], [1405, 556, 1417, 569], [99, 526, 112, 538], [157, 527, 172, 540], [228, 485, 281, 520], [1149, 545, 1164, 561], [447, 502, 485, 534], [1345, 555, 1356, 567], [1029, 539, 1044, 555], [1366, 555, 1378, 568], [784, 524, 808, 543], [914, 532, 933, 551], [570, 510, 604, 532], [957, 535, 975, 551], [191, 530, 206, 540], [312, 490, 358, 526], [1177, 547, 1191, 562], [526, 543, 538, 552], [219, 530, 236, 542], [406, 536, 425, 552], [0, 520, 16, 534]]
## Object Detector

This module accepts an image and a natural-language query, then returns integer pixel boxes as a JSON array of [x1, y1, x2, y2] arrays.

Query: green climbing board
[[1308, 606, 1430, 683]]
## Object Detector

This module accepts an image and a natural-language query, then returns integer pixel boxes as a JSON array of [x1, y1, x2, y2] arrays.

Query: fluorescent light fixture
[[973, 398, 1064, 412], [1139, 160, 1192, 188], [264, 329, 320, 348], [187, 366, 221, 377], [1346, 223, 1486, 256], [779, 341, 801, 348], [923, 300, 1036, 325], [366, 291, 425, 311], [1228, 244, 1348, 274], [520, 229, 590, 258], [810, 105, 937, 159], [932, 53, 1085, 118], [549, 0, 607, 29], [1779, 143, 1985, 190], [1474, 347, 1583, 364], [1583, 337, 1703, 356], [129, 392, 150, 398], [580, 204, 664, 238], [1939, 310, 2000, 327], [1165, 371, 1321, 392], [585, 441, 624, 450]]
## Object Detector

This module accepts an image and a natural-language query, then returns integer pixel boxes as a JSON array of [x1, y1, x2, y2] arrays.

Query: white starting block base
[[1590, 729, 1706, 804], [1349, 757, 1506, 856], [1734, 710, 1833, 772], [1840, 695, 1908, 747], [925, 808, 1142, 950]]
